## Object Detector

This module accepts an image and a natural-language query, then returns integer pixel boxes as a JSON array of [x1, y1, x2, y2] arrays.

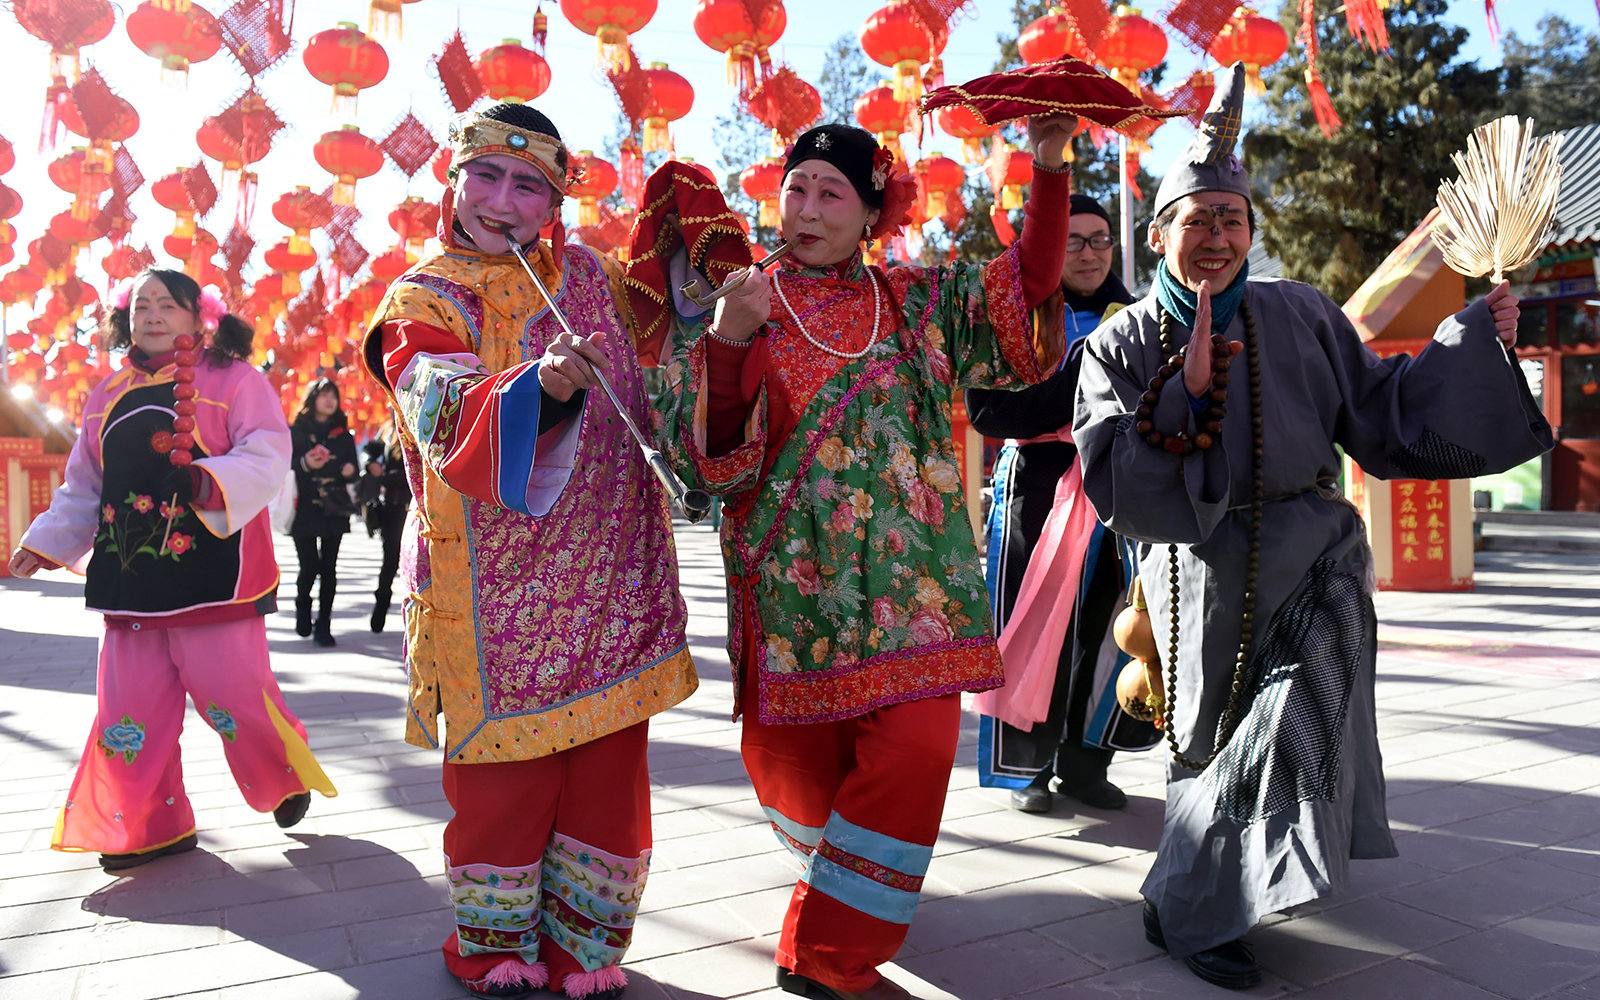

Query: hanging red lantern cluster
[[640, 63, 693, 153], [567, 151, 619, 227], [860, 1, 946, 104], [302, 23, 390, 117], [17, 0, 117, 148], [477, 39, 553, 104], [1208, 6, 1288, 96], [560, 0, 658, 72], [314, 125, 384, 205], [693, 0, 786, 95], [125, 1, 223, 85], [387, 196, 441, 252], [1097, 5, 1167, 94], [272, 186, 333, 256]]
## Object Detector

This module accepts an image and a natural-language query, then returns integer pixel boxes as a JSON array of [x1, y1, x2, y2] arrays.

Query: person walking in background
[[288, 377, 358, 647], [8, 267, 336, 872], [966, 194, 1156, 815], [358, 415, 411, 633]]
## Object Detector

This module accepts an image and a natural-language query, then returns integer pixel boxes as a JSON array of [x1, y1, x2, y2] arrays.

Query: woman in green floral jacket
[[655, 118, 1074, 1000]]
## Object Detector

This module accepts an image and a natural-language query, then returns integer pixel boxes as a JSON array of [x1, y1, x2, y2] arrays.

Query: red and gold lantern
[[934, 104, 996, 164], [992, 146, 1033, 210], [368, 0, 423, 39], [1098, 5, 1167, 94], [273, 186, 333, 256], [693, 0, 787, 94], [739, 157, 784, 227], [1018, 6, 1092, 65], [387, 195, 440, 252], [568, 151, 619, 227], [125, 0, 223, 84], [860, 1, 944, 104], [640, 63, 694, 153], [151, 170, 198, 239], [913, 153, 964, 220], [853, 84, 910, 160], [1208, 6, 1288, 96], [302, 23, 389, 117], [559, 0, 657, 72], [476, 39, 552, 104], [368, 246, 415, 285], [314, 125, 385, 205]]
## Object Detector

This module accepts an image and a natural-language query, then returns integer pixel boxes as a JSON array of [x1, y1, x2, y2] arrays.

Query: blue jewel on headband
[[508, 133, 528, 149]]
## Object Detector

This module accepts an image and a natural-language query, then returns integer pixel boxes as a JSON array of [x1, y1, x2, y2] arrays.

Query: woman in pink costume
[[10, 268, 337, 872]]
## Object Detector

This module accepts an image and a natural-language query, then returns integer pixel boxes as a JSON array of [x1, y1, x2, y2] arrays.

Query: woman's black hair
[[292, 376, 346, 427], [100, 268, 254, 365]]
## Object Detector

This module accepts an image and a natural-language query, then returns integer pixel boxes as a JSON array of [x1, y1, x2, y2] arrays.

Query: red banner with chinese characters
[[1389, 479, 1453, 589]]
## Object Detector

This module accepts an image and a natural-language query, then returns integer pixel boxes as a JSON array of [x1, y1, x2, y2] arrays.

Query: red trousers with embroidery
[[441, 721, 652, 996], [739, 652, 960, 993]]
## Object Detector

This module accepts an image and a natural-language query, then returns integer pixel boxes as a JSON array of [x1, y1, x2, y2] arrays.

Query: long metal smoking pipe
[[500, 233, 713, 524], [678, 241, 792, 309]]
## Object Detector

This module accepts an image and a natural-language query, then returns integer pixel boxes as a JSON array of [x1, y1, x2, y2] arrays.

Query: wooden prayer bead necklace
[[1136, 322, 1231, 453], [1152, 301, 1264, 773]]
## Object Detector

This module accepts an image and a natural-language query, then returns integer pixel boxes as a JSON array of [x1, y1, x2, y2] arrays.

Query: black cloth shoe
[[1057, 776, 1128, 810], [369, 603, 387, 633], [274, 792, 311, 828], [777, 967, 915, 999], [313, 618, 336, 647], [295, 598, 313, 637], [1143, 900, 1261, 989], [456, 976, 531, 998], [100, 832, 198, 872]]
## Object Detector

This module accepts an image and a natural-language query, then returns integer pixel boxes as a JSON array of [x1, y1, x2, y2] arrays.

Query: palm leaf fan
[[1433, 115, 1563, 283]]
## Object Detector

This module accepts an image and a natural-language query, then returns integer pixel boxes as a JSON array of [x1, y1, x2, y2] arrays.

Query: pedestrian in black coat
[[289, 377, 358, 646], [357, 417, 412, 632]]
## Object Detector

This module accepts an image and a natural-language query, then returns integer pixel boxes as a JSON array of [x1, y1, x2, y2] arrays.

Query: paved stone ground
[[1, 527, 1597, 1000]]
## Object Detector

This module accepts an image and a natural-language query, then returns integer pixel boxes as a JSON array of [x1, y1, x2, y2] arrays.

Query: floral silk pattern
[[540, 833, 649, 973], [448, 857, 544, 959], [658, 246, 1062, 724]]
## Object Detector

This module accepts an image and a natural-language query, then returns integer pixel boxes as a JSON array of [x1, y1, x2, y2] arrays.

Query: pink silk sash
[[972, 428, 1099, 731]]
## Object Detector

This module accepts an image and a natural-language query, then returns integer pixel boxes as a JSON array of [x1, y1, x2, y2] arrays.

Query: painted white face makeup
[[454, 152, 559, 251], [778, 160, 880, 268]]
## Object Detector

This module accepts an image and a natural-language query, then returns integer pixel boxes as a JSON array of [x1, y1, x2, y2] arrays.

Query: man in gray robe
[[1072, 64, 1553, 989]]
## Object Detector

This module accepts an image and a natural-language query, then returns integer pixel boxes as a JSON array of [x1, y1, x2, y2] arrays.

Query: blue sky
[[0, 0, 1590, 298]]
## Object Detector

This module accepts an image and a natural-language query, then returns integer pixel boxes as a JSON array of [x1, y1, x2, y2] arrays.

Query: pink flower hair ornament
[[109, 278, 228, 332]]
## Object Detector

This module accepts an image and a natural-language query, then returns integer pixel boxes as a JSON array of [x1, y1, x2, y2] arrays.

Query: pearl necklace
[[773, 268, 882, 360]]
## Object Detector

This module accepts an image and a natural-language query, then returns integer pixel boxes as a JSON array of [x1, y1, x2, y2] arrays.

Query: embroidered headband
[[446, 112, 569, 194]]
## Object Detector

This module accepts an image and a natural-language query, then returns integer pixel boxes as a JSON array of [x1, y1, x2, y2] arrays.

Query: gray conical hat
[[1152, 63, 1251, 216]]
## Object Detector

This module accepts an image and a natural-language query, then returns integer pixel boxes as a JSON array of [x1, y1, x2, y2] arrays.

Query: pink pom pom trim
[[564, 966, 627, 998], [197, 288, 227, 331], [111, 278, 134, 311]]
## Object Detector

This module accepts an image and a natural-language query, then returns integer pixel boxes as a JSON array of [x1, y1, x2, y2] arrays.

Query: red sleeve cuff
[[1019, 164, 1073, 307], [705, 334, 767, 458]]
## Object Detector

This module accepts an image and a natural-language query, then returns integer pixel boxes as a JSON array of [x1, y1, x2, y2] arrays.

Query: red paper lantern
[[476, 39, 553, 104], [431, 146, 453, 186], [994, 147, 1033, 209], [913, 153, 965, 219], [860, 1, 945, 104], [1098, 6, 1168, 93], [264, 238, 318, 275], [314, 125, 385, 205], [151, 170, 198, 238], [1209, 7, 1288, 96], [693, 0, 786, 94], [368, 0, 423, 39], [640, 63, 694, 153], [853, 84, 909, 159], [17, 0, 115, 82], [0, 136, 12, 175], [50, 208, 108, 246], [739, 157, 784, 227], [1018, 8, 1092, 65], [568, 151, 619, 227], [368, 246, 415, 285], [273, 186, 334, 255], [0, 222, 14, 246], [302, 23, 389, 117], [934, 104, 996, 164], [387, 195, 441, 250], [0, 184, 20, 221], [559, 0, 658, 72], [126, 1, 223, 83]]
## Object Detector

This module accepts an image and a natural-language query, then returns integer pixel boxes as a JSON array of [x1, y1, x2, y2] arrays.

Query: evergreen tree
[[1242, 0, 1504, 302], [1498, 15, 1600, 134], [713, 97, 780, 246], [818, 33, 878, 126]]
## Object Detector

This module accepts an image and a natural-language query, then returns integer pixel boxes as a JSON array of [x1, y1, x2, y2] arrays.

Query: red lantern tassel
[[40, 79, 72, 152], [1305, 68, 1342, 137], [619, 140, 644, 208], [235, 172, 259, 228], [1126, 155, 1144, 203], [1343, 0, 1390, 51], [533, 5, 549, 54], [1484, 0, 1500, 45], [989, 203, 1016, 247]]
